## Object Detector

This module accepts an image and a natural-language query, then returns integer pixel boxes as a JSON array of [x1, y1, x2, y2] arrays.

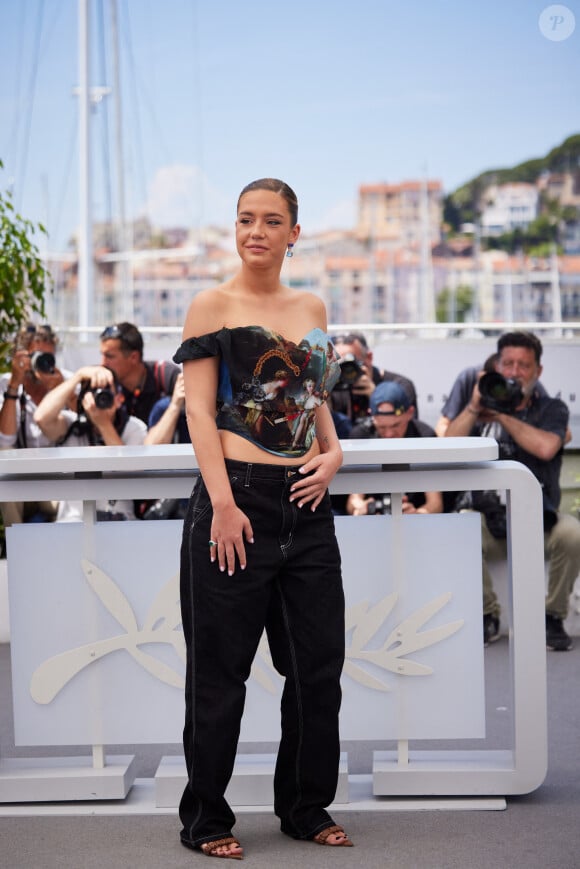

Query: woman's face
[[236, 189, 300, 268]]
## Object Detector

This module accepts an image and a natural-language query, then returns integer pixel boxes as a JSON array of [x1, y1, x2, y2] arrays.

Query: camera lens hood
[[479, 372, 523, 413], [30, 351, 56, 374]]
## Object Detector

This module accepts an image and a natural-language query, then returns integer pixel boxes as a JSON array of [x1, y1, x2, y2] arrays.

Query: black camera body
[[478, 372, 523, 414], [30, 351, 56, 375], [59, 377, 127, 446], [331, 354, 369, 422], [367, 495, 392, 515], [92, 387, 116, 409], [78, 380, 116, 410], [336, 353, 364, 387]]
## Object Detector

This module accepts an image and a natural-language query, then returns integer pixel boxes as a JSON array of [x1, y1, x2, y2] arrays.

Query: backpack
[[153, 360, 174, 398]]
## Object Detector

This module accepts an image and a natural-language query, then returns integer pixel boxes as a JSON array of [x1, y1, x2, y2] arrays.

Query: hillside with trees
[[443, 134, 580, 253]]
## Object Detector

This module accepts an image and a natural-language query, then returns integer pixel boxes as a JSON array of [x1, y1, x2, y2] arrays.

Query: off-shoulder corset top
[[174, 325, 340, 458]]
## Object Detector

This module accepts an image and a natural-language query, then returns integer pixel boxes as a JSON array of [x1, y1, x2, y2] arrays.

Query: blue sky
[[0, 0, 578, 251]]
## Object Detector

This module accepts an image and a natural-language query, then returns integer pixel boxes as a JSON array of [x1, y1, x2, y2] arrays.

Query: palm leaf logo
[[30, 561, 463, 703]]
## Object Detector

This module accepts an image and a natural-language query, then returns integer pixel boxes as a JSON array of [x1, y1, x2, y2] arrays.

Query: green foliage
[[526, 214, 559, 245], [544, 134, 580, 172], [447, 134, 580, 227], [485, 215, 560, 254], [0, 160, 50, 368], [442, 195, 462, 232], [436, 284, 474, 323], [526, 242, 561, 259]]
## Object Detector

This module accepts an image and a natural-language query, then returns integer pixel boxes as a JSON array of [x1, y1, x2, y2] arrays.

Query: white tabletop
[[0, 437, 498, 479]]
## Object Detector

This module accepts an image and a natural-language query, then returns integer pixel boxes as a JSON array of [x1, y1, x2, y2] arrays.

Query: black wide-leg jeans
[[179, 459, 345, 848]]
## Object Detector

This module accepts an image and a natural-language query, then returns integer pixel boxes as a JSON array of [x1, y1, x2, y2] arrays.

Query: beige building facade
[[356, 180, 443, 247]]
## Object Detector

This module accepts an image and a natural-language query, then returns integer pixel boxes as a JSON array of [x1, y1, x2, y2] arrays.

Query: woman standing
[[173, 178, 352, 859]]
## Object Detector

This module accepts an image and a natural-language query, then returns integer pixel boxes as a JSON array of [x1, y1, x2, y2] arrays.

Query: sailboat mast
[[419, 174, 435, 323], [110, 0, 133, 322], [78, 0, 94, 337]]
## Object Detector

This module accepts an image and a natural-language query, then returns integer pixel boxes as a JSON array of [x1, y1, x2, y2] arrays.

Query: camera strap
[[56, 412, 97, 447], [16, 393, 28, 449]]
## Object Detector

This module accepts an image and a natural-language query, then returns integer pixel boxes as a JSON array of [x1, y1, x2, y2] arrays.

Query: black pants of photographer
[[1, 501, 57, 526], [178, 459, 345, 848]]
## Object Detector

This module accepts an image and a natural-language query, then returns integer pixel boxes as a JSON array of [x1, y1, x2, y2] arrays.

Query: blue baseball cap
[[370, 381, 411, 416]]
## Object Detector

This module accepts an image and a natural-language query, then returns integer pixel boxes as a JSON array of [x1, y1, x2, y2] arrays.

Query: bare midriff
[[219, 429, 320, 466]]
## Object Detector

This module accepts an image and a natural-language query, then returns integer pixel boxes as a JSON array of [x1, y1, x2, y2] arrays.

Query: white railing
[[45, 320, 580, 343]]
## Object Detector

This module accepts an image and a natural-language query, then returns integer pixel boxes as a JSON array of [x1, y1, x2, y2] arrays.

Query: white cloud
[[143, 165, 231, 228]]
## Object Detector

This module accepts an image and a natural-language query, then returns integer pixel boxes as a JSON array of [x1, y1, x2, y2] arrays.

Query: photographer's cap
[[370, 381, 411, 416]]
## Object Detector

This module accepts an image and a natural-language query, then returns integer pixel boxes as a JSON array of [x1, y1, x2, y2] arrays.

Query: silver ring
[[208, 540, 217, 547]]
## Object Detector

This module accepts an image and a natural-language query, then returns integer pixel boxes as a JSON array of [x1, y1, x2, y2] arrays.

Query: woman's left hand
[[288, 449, 342, 511]]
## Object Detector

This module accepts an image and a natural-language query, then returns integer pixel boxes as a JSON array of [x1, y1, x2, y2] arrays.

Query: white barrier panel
[[8, 513, 484, 746], [0, 440, 548, 800], [336, 514, 484, 741]]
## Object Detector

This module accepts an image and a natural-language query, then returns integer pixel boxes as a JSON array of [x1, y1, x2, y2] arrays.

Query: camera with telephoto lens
[[367, 495, 392, 515], [331, 354, 369, 422], [478, 372, 523, 414], [332, 354, 368, 415], [30, 351, 56, 375]]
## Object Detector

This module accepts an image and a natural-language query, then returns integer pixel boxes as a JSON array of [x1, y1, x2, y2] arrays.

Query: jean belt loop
[[244, 463, 252, 487]]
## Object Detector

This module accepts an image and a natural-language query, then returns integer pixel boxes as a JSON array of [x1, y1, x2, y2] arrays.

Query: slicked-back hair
[[237, 178, 299, 227]]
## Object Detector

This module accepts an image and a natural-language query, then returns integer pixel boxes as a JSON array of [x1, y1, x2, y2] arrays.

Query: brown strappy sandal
[[198, 836, 244, 860], [313, 824, 354, 847]]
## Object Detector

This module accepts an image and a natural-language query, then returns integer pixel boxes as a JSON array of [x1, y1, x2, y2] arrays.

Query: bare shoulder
[[290, 289, 328, 328], [182, 283, 231, 339]]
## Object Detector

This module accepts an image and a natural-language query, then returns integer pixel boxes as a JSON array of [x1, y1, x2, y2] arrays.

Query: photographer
[[99, 322, 180, 439], [346, 381, 443, 516], [145, 372, 189, 446], [331, 332, 417, 425], [435, 354, 499, 437], [0, 323, 66, 451], [445, 331, 580, 651], [34, 365, 146, 522], [0, 324, 68, 533]]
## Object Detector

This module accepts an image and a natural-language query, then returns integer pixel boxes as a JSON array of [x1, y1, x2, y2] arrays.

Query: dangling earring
[[286, 243, 294, 258]]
